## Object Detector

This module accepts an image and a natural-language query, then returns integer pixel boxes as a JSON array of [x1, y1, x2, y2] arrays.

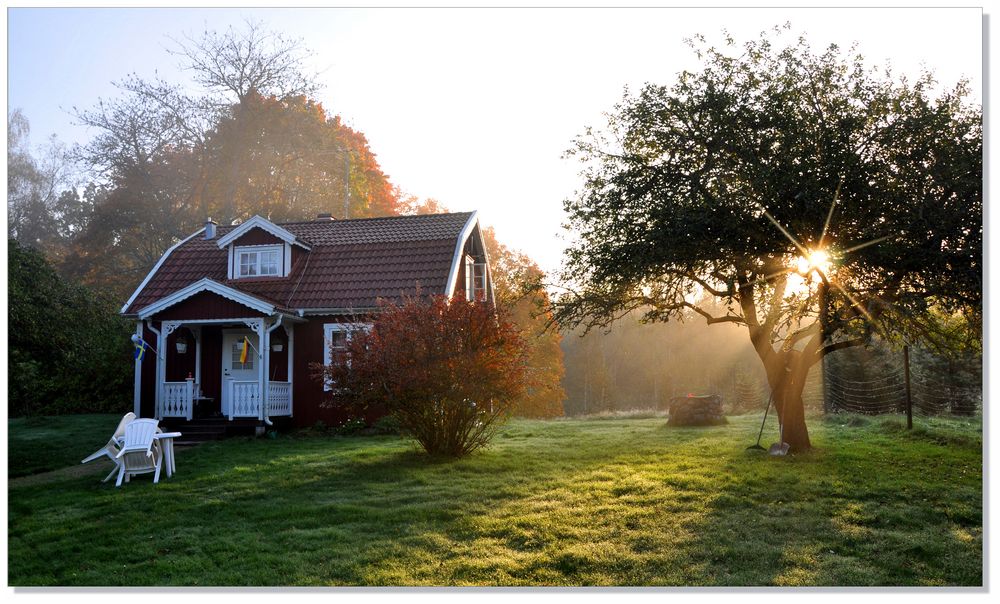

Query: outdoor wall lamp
[[175, 335, 189, 354]]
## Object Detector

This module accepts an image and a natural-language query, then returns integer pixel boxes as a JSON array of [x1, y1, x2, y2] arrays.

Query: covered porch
[[150, 318, 295, 423], [132, 280, 303, 425]]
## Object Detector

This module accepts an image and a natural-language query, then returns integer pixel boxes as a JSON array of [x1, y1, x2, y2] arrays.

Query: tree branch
[[684, 302, 745, 325], [817, 338, 865, 359]]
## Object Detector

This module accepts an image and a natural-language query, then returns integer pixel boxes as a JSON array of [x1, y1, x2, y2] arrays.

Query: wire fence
[[824, 368, 981, 417]]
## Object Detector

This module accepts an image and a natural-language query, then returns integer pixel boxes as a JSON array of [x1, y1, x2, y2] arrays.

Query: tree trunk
[[761, 352, 812, 452], [775, 378, 811, 452]]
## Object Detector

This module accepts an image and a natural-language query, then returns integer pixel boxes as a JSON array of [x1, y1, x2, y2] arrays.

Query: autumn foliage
[[482, 227, 566, 418], [316, 295, 529, 457]]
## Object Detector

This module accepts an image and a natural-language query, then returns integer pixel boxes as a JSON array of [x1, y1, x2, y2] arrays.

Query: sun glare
[[796, 249, 832, 277], [785, 249, 833, 297]]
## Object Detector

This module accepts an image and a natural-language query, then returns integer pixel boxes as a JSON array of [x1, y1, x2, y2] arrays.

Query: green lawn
[[8, 412, 982, 586], [8, 413, 130, 478]]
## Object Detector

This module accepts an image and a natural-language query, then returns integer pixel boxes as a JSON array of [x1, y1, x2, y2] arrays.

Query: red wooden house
[[121, 211, 493, 432]]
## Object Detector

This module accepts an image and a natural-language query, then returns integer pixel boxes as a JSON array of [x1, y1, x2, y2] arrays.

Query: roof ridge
[[275, 211, 473, 226]]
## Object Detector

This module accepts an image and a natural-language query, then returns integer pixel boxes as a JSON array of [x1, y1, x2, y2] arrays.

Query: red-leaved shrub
[[314, 295, 528, 457]]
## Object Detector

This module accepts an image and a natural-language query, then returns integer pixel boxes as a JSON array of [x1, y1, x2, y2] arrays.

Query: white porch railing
[[268, 381, 292, 417], [228, 380, 262, 420], [161, 381, 193, 420]]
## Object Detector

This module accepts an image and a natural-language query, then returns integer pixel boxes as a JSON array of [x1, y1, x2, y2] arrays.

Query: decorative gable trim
[[444, 211, 481, 298], [137, 278, 275, 319], [216, 215, 312, 250], [120, 227, 206, 314]]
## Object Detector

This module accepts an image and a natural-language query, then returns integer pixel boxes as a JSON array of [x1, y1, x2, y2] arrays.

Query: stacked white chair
[[81, 412, 136, 483], [114, 418, 163, 487]]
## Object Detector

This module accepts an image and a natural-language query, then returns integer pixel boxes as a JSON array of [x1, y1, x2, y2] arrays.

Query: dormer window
[[218, 215, 312, 280], [235, 245, 283, 278]]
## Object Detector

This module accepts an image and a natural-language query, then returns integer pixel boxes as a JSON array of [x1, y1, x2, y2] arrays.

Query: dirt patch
[[10, 461, 112, 488]]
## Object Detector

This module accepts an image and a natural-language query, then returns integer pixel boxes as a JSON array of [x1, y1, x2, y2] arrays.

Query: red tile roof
[[123, 212, 474, 315]]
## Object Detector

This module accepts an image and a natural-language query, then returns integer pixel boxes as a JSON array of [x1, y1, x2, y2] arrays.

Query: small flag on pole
[[130, 334, 157, 361], [240, 336, 249, 364]]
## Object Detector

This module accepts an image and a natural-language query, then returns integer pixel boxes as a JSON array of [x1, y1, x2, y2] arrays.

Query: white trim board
[[322, 322, 371, 391], [136, 278, 276, 319], [444, 211, 480, 297], [120, 228, 206, 314], [215, 215, 311, 250]]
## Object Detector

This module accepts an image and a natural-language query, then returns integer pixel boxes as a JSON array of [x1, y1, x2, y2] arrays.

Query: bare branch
[[166, 18, 319, 104]]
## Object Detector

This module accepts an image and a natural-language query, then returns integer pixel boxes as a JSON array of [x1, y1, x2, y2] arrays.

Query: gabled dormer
[[213, 215, 312, 279]]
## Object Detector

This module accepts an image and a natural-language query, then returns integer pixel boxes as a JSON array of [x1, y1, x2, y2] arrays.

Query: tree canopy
[[553, 27, 982, 450], [58, 21, 399, 301], [482, 226, 566, 418]]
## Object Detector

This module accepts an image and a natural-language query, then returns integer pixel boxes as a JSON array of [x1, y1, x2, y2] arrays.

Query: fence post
[[904, 344, 913, 430]]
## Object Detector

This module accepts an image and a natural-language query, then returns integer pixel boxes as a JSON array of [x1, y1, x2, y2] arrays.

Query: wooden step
[[159, 417, 267, 443]]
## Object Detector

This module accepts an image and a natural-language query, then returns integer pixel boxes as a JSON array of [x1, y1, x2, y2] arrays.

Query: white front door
[[221, 331, 259, 416]]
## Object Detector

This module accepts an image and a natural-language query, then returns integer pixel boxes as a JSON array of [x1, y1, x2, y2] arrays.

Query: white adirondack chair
[[114, 418, 162, 487], [81, 412, 136, 483]]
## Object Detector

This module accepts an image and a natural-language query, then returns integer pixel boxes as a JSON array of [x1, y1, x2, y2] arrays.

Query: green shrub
[[8, 239, 132, 416], [334, 417, 367, 436], [369, 414, 404, 435]]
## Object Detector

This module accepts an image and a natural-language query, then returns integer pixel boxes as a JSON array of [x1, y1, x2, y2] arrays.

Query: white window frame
[[473, 262, 487, 300], [464, 255, 475, 301], [233, 244, 284, 279], [464, 255, 488, 301], [323, 323, 371, 391]]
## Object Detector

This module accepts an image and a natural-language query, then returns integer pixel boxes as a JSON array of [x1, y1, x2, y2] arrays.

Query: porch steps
[[159, 417, 265, 445]]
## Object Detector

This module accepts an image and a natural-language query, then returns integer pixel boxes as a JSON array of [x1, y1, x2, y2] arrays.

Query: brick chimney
[[205, 218, 217, 239]]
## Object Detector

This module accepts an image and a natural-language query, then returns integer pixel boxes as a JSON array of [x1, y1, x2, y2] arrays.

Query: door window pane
[[231, 341, 254, 370]]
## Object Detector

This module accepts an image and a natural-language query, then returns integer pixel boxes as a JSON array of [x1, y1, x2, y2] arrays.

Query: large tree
[[200, 92, 398, 223], [7, 110, 79, 251], [66, 21, 398, 298], [553, 28, 981, 451]]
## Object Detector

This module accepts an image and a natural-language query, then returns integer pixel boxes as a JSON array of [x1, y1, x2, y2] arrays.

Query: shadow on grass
[[673, 419, 983, 586], [8, 416, 981, 586], [10, 419, 720, 585]]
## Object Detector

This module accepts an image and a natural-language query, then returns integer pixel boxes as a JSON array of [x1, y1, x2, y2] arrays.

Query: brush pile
[[667, 394, 727, 426]]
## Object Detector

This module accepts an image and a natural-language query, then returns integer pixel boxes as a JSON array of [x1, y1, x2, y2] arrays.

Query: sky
[[6, 6, 983, 276]]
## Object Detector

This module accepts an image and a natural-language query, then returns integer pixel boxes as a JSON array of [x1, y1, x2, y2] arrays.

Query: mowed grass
[[8, 413, 982, 586], [8, 413, 130, 478]]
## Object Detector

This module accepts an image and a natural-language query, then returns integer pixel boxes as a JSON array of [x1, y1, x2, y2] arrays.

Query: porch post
[[194, 326, 202, 391], [259, 318, 267, 421], [133, 322, 143, 416], [158, 321, 180, 420], [287, 323, 294, 416], [153, 323, 165, 419]]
